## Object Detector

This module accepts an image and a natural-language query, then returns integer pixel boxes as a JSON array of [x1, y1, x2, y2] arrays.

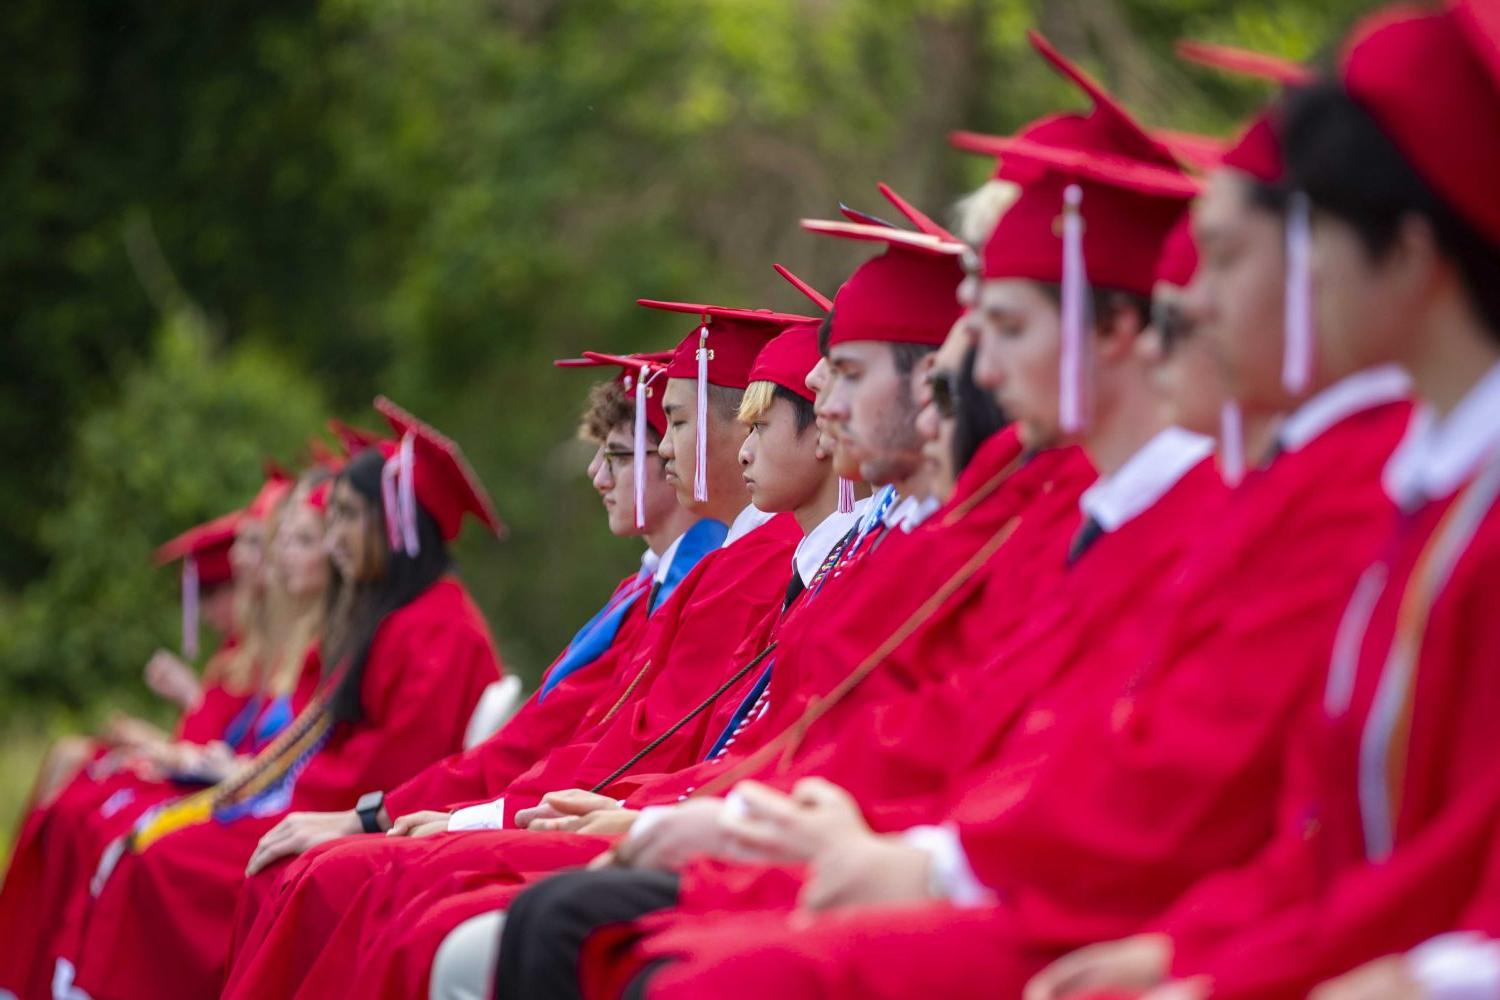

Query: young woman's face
[[1182, 172, 1288, 410], [325, 479, 381, 582], [276, 502, 332, 601], [738, 395, 826, 514], [1139, 282, 1228, 436], [972, 277, 1063, 450], [230, 518, 267, 593], [823, 342, 924, 485]]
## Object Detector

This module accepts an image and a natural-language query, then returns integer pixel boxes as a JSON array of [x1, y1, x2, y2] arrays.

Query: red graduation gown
[[65, 577, 500, 1000], [626, 403, 1410, 1000], [224, 518, 798, 996], [1147, 450, 1500, 999]]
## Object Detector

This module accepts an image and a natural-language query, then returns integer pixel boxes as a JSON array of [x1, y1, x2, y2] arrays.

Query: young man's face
[[659, 377, 750, 513], [822, 341, 924, 486], [1310, 210, 1414, 376], [808, 356, 860, 481], [916, 316, 969, 497], [592, 424, 679, 537], [738, 395, 825, 514], [1183, 171, 1289, 410], [972, 277, 1063, 449], [1139, 282, 1227, 436]]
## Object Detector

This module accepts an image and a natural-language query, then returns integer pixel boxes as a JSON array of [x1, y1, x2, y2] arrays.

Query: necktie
[[1067, 516, 1104, 565]]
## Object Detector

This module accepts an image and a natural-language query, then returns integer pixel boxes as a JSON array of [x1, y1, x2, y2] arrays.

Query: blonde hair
[[952, 179, 1022, 248], [737, 380, 778, 425]]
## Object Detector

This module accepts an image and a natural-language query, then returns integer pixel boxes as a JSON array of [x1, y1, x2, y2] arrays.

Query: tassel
[[381, 453, 402, 552], [1059, 184, 1090, 434], [1220, 399, 1246, 487], [694, 322, 710, 503], [633, 370, 650, 530], [1283, 191, 1315, 395], [181, 555, 200, 660], [838, 477, 855, 514], [397, 432, 420, 555]]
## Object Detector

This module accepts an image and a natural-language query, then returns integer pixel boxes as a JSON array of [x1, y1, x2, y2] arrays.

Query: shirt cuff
[[447, 798, 506, 832], [1407, 932, 1500, 1000], [901, 824, 995, 908]]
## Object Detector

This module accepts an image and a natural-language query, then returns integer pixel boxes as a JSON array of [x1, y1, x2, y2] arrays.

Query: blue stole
[[539, 517, 728, 700], [222, 693, 295, 752]]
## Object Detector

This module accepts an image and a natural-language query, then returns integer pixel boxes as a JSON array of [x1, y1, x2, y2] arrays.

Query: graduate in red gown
[[58, 399, 504, 1000], [0, 467, 314, 1000], [1022, 4, 1500, 998], [224, 305, 809, 996], [222, 350, 715, 994], [539, 31, 1415, 1000]]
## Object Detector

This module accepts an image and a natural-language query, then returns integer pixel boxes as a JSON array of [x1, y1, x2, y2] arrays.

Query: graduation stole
[[127, 665, 351, 853], [1358, 448, 1500, 861]]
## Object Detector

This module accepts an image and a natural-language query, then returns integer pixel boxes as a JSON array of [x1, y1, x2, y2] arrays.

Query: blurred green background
[[0, 0, 1376, 849]]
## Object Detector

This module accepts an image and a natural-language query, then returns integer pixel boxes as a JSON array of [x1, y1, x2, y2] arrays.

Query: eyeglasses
[[600, 448, 637, 475], [1151, 300, 1195, 354], [925, 369, 962, 419]]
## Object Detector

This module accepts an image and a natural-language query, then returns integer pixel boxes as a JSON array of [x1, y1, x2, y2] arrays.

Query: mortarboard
[[373, 397, 504, 553]]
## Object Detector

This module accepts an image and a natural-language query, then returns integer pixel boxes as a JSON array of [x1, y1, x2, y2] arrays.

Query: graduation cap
[[562, 351, 675, 531], [155, 510, 239, 660], [1343, 0, 1500, 248], [328, 418, 391, 459], [748, 325, 822, 404], [637, 299, 818, 503], [952, 31, 1198, 433], [801, 183, 967, 350], [246, 465, 293, 520], [373, 396, 504, 553]]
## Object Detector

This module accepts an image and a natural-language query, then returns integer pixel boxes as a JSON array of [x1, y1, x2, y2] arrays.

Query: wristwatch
[[355, 790, 385, 834]]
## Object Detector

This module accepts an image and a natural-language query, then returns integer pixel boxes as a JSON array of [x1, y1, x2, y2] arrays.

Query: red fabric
[[1155, 212, 1199, 287], [645, 303, 817, 389], [1344, 2, 1500, 247], [1153, 458, 1500, 998], [825, 241, 964, 347], [748, 324, 822, 401], [65, 577, 500, 1000], [375, 397, 503, 540], [561, 352, 674, 436], [1220, 114, 1283, 185], [154, 509, 239, 585]]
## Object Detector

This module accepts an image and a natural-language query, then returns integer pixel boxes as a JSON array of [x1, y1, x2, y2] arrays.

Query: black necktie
[[1066, 516, 1104, 566], [782, 569, 807, 612]]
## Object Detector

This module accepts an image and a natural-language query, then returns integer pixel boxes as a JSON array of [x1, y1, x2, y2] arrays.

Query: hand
[[529, 808, 640, 836], [100, 713, 168, 751], [515, 789, 620, 830], [246, 810, 362, 876], [144, 650, 202, 710], [799, 834, 933, 911], [718, 778, 873, 864], [615, 799, 729, 871], [387, 810, 453, 838], [1310, 955, 1424, 1000], [1024, 934, 1174, 1000]]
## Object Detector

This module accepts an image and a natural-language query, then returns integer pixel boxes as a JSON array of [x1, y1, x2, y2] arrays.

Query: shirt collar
[[1383, 361, 1500, 510], [723, 504, 775, 547], [1079, 427, 1214, 533], [793, 499, 871, 587], [1277, 364, 1411, 454], [652, 532, 686, 586], [639, 547, 661, 580], [889, 494, 942, 533]]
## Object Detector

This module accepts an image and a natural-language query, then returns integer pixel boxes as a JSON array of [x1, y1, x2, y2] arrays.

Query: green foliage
[[2, 0, 1384, 719], [0, 312, 324, 712]]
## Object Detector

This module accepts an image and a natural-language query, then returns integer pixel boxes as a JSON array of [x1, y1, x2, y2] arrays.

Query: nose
[[972, 332, 1004, 391]]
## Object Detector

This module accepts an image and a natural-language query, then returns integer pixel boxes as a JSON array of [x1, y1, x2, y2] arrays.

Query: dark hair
[[952, 346, 1010, 474], [323, 447, 453, 724], [1281, 78, 1500, 341], [1040, 284, 1152, 337], [772, 384, 817, 434], [817, 310, 835, 356], [579, 379, 649, 444]]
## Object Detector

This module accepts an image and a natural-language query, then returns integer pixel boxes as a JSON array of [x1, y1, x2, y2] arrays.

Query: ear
[[1389, 212, 1445, 301], [1096, 293, 1147, 363]]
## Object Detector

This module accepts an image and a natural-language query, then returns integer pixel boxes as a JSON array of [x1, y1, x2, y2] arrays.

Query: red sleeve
[[174, 683, 251, 746]]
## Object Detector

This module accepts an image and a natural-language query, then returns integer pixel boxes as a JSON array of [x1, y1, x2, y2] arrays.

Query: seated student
[[0, 469, 310, 1000], [57, 399, 505, 1000], [501, 33, 1419, 1000], [1028, 5, 1500, 998], [222, 308, 810, 996], [222, 351, 711, 993]]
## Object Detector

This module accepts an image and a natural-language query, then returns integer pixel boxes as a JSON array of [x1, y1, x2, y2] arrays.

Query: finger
[[719, 813, 796, 857], [731, 782, 800, 825], [790, 777, 842, 806], [587, 849, 620, 870]]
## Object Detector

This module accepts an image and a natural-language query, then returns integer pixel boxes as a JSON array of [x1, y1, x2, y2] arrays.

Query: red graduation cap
[[1342, 0, 1500, 248], [245, 467, 293, 521], [155, 510, 240, 660], [748, 324, 822, 403], [373, 397, 503, 551], [637, 300, 817, 502], [1173, 38, 1312, 185], [1155, 211, 1200, 289], [328, 418, 391, 459]]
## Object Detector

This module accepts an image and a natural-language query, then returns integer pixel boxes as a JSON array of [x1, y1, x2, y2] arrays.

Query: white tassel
[[181, 555, 199, 660], [694, 324, 710, 503], [1059, 184, 1090, 434], [380, 453, 402, 552], [398, 432, 420, 555], [1283, 191, 1315, 395], [1220, 399, 1246, 487], [634, 371, 650, 530], [837, 477, 855, 514]]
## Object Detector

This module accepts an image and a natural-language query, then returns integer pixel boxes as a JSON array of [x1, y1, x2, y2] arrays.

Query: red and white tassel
[[694, 323, 711, 503], [1283, 191, 1315, 395], [380, 453, 402, 551], [633, 370, 651, 530], [381, 433, 421, 555], [837, 477, 856, 514], [1220, 399, 1246, 487], [1059, 184, 1090, 434], [181, 554, 200, 660]]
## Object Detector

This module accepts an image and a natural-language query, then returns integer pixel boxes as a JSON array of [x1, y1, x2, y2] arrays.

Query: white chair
[[463, 675, 525, 748]]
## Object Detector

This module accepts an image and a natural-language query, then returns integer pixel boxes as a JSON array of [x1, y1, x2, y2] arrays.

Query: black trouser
[[495, 867, 681, 1000]]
